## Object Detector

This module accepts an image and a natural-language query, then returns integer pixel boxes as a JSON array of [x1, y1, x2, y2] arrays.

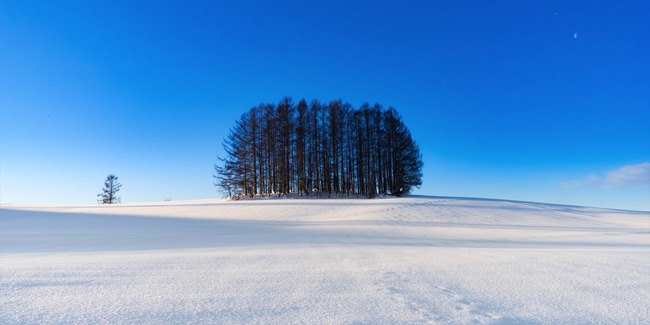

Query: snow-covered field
[[1, 196, 648, 324]]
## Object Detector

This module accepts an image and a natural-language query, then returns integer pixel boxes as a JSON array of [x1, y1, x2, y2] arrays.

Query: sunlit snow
[[1, 196, 648, 323]]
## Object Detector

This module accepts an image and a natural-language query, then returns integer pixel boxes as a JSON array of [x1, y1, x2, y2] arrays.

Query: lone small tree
[[98, 174, 122, 204]]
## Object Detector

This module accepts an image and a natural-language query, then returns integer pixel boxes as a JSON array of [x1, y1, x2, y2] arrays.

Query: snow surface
[[1, 196, 649, 324]]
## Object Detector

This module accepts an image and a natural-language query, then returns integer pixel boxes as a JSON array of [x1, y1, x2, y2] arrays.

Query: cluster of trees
[[215, 97, 423, 198]]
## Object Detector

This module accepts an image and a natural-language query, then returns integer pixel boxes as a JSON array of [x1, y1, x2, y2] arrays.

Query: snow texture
[[1, 196, 649, 324]]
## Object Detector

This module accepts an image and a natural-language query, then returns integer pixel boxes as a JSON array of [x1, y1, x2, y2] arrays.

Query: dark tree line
[[215, 97, 423, 198]]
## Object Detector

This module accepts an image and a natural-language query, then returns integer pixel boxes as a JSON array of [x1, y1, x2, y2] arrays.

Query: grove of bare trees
[[215, 97, 423, 198]]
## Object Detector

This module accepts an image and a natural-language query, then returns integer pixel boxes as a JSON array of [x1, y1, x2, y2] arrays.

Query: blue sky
[[1, 0, 649, 210]]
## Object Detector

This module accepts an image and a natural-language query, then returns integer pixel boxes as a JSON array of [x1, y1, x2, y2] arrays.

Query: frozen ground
[[1, 196, 649, 324]]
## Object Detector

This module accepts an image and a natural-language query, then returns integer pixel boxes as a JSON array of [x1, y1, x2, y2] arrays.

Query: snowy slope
[[1, 196, 649, 324]]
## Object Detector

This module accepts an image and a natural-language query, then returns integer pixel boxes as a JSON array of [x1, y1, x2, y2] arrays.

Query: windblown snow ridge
[[2, 196, 647, 253]]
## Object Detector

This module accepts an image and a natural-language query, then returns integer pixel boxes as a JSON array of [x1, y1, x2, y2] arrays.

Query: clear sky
[[1, 0, 649, 210]]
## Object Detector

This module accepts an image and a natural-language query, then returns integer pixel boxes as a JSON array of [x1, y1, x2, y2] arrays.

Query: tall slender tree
[[296, 99, 308, 195]]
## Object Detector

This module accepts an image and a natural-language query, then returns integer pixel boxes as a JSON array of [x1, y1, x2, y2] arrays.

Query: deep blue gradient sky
[[2, 1, 649, 210]]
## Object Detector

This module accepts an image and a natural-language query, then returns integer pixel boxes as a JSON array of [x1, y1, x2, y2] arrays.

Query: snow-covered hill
[[1, 196, 649, 323]]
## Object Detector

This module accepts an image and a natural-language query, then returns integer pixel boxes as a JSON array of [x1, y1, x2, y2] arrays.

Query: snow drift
[[1, 196, 648, 323]]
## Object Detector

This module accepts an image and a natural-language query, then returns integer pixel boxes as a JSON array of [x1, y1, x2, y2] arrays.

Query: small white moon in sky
[[574, 32, 578, 39]]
